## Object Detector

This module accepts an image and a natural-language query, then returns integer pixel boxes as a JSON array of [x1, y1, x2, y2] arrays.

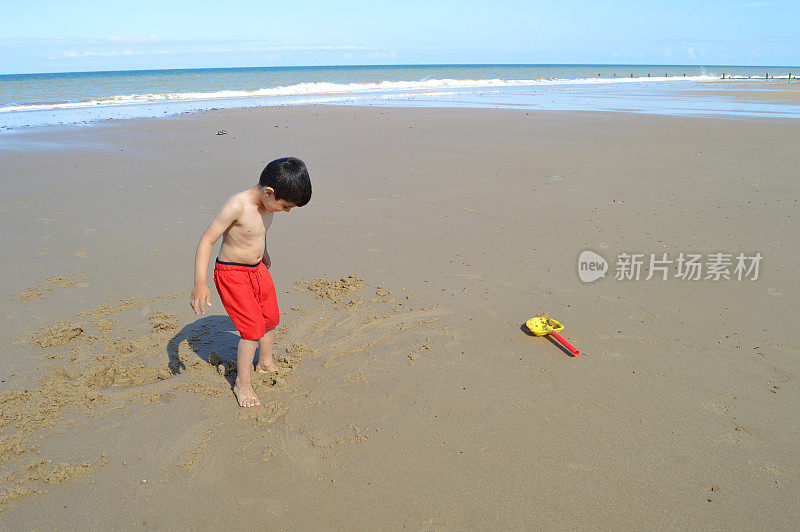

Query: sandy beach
[[1, 104, 798, 528]]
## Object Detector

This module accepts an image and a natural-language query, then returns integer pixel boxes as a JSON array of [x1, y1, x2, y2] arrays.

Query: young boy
[[190, 157, 311, 407]]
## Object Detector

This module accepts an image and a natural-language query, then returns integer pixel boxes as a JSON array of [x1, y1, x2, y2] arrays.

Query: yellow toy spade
[[525, 316, 580, 356]]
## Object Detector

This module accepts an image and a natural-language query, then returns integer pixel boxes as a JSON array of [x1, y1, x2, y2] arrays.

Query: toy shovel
[[526, 316, 580, 356]]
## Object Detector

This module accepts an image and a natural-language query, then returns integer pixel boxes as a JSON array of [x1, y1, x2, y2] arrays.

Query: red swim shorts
[[213, 259, 279, 340]]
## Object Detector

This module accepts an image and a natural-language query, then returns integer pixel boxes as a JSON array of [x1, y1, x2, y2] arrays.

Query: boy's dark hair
[[259, 157, 311, 207]]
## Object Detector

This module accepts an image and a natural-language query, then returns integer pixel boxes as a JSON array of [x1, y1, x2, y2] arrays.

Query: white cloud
[[55, 41, 381, 60], [365, 50, 398, 59], [239, 45, 375, 52], [687, 48, 697, 59], [61, 49, 170, 57]]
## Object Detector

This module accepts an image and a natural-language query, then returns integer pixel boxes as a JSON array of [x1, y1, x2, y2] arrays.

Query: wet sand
[[0, 105, 798, 528], [709, 90, 800, 105], [698, 79, 800, 105]]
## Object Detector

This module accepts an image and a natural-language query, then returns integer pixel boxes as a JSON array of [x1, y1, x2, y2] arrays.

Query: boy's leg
[[234, 338, 261, 407], [255, 326, 278, 373]]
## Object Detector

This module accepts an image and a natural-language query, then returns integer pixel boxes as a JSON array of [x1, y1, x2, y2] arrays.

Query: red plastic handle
[[549, 330, 580, 356]]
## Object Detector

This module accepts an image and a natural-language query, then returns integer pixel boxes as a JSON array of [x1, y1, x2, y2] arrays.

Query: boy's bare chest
[[232, 209, 273, 239]]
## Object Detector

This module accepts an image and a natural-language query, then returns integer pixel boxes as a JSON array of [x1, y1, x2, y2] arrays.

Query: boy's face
[[261, 187, 297, 213]]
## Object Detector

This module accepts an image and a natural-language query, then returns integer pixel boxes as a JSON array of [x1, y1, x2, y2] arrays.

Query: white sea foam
[[0, 75, 721, 113]]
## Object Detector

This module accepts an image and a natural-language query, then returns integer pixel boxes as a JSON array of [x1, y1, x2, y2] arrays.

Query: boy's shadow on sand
[[166, 315, 240, 375]]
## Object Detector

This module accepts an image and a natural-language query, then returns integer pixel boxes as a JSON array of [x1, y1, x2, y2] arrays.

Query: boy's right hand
[[190, 284, 212, 315]]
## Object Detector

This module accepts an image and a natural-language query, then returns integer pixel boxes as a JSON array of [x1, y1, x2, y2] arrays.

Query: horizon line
[[3, 62, 800, 77]]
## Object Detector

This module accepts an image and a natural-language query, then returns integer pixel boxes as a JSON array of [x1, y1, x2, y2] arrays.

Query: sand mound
[[296, 275, 364, 301], [11, 274, 86, 301], [79, 355, 172, 388], [31, 322, 84, 348], [148, 312, 177, 332], [0, 455, 107, 509]]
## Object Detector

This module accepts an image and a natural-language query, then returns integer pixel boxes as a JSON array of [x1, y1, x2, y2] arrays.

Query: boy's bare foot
[[255, 361, 279, 373], [233, 382, 261, 407]]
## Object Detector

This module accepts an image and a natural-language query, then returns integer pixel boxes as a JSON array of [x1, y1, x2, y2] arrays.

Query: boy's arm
[[190, 197, 242, 315], [262, 236, 271, 269]]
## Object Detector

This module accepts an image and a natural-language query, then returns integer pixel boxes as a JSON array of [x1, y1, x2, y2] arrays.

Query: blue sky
[[1, 0, 798, 74]]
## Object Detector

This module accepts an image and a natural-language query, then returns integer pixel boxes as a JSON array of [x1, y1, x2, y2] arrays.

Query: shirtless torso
[[217, 190, 273, 265]]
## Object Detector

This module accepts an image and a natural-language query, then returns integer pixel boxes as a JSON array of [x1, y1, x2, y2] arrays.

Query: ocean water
[[1, 64, 799, 130]]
